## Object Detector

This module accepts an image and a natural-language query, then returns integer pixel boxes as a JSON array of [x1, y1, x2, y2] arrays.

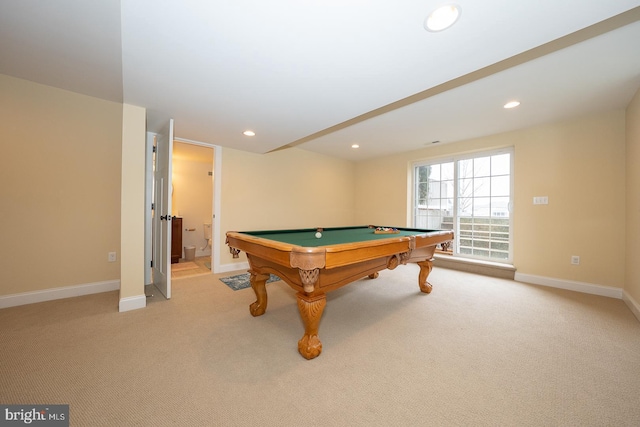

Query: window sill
[[433, 254, 516, 280]]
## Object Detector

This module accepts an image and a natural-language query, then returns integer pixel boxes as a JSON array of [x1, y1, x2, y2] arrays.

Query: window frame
[[411, 147, 514, 264]]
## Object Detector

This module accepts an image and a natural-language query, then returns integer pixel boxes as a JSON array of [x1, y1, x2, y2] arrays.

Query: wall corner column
[[119, 104, 147, 312]]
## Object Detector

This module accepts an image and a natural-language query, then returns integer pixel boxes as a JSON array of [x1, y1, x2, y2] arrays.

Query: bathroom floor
[[171, 256, 212, 279]]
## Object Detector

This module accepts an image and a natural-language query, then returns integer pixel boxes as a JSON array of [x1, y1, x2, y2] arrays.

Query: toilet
[[202, 223, 212, 251]]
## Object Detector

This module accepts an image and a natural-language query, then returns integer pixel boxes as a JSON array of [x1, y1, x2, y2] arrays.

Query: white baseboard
[[118, 294, 146, 312], [219, 261, 249, 274], [622, 290, 640, 322], [514, 273, 623, 299], [0, 280, 120, 309]]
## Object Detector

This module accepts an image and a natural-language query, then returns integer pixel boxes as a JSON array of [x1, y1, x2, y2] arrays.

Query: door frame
[[144, 132, 154, 287], [173, 137, 222, 274]]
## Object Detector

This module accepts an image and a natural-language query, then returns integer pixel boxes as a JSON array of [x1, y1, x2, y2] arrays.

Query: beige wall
[[514, 112, 625, 287], [1, 72, 636, 310], [120, 104, 146, 304], [220, 147, 356, 267], [355, 110, 626, 288], [0, 74, 122, 296], [625, 89, 640, 303]]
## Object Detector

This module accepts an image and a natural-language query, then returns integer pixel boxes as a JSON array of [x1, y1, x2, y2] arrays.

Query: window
[[413, 148, 513, 263]]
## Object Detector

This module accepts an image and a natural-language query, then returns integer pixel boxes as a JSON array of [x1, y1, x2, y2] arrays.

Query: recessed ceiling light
[[425, 4, 461, 32], [243, 130, 255, 136], [351, 144, 360, 149], [504, 101, 521, 109]]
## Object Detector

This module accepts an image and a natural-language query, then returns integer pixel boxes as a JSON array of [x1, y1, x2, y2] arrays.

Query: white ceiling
[[1, 1, 639, 162]]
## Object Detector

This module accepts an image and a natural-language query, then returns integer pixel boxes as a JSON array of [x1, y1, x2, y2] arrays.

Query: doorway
[[145, 130, 222, 292], [170, 140, 215, 279]]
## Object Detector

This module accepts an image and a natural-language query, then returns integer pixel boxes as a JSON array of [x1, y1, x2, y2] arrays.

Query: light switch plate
[[533, 196, 549, 205]]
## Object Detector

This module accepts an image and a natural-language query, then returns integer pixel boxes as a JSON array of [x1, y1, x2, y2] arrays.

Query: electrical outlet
[[571, 255, 580, 265], [108, 252, 117, 262]]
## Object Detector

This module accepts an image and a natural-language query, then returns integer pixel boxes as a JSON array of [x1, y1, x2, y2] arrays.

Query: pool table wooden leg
[[249, 271, 270, 316], [417, 258, 434, 293], [296, 293, 326, 360]]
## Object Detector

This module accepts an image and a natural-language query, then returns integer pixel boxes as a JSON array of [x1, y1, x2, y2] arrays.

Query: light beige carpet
[[1, 265, 640, 426]]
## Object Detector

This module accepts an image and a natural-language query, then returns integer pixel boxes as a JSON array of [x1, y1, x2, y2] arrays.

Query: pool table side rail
[[226, 228, 454, 271], [234, 225, 410, 236]]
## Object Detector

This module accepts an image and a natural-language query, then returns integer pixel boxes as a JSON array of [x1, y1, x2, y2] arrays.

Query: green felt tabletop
[[241, 226, 436, 247]]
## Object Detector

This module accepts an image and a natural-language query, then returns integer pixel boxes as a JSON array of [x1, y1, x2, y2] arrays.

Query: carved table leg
[[249, 271, 270, 316], [417, 258, 434, 293], [296, 293, 327, 360]]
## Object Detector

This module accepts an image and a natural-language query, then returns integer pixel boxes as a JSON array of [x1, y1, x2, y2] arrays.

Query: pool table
[[226, 225, 454, 360]]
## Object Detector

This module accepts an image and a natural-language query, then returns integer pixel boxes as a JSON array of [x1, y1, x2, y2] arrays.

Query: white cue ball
[[315, 232, 322, 238]]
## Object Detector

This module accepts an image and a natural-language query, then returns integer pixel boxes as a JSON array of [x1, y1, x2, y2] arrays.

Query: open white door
[[152, 119, 174, 299]]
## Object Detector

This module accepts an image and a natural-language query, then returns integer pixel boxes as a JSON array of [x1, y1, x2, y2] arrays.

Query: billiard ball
[[315, 232, 322, 238]]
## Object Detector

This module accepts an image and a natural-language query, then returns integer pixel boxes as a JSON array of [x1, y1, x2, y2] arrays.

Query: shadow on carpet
[[219, 273, 281, 291]]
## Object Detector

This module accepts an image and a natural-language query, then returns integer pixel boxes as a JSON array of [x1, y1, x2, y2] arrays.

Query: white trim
[[219, 261, 249, 274], [622, 290, 640, 322], [0, 280, 120, 309], [118, 294, 146, 312], [434, 255, 515, 279], [144, 132, 155, 285], [212, 146, 222, 274], [514, 273, 623, 299]]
